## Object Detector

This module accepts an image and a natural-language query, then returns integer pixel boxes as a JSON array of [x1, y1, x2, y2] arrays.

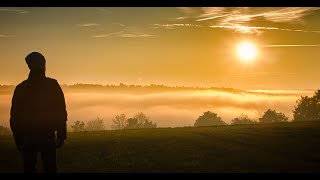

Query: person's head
[[25, 52, 46, 71]]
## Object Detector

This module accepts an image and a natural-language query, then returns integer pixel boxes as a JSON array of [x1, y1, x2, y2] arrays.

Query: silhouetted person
[[10, 52, 67, 173]]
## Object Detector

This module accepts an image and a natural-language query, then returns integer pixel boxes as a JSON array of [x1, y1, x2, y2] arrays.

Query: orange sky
[[1, 7, 320, 90]]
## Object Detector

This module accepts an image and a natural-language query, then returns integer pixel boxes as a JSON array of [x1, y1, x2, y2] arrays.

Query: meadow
[[1, 121, 320, 173]]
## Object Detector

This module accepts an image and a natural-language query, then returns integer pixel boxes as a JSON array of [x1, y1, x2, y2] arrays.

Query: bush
[[259, 109, 288, 123], [194, 111, 226, 127], [231, 114, 257, 125]]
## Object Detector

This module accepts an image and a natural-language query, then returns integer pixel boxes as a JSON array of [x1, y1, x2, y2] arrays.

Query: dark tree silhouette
[[71, 121, 85, 132], [293, 90, 320, 122], [134, 112, 157, 128], [194, 111, 226, 127], [111, 113, 127, 130], [124, 112, 157, 129], [231, 114, 257, 125], [259, 109, 288, 123], [86, 117, 105, 131], [125, 118, 139, 129]]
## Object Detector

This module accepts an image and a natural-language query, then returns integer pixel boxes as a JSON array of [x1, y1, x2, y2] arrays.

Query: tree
[[111, 113, 127, 130], [71, 120, 85, 132], [231, 114, 257, 125], [194, 111, 226, 127], [293, 90, 320, 122], [143, 120, 157, 128], [124, 112, 157, 129], [125, 118, 139, 129], [134, 112, 157, 128], [86, 117, 105, 131], [259, 109, 288, 123]]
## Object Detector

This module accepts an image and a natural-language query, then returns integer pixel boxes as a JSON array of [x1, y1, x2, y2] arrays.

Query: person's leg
[[40, 146, 57, 173], [22, 147, 38, 173]]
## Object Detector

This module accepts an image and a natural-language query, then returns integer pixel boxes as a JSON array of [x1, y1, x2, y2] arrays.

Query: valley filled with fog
[[0, 85, 314, 129]]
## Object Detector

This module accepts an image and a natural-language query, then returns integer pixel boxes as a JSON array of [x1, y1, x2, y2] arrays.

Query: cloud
[[77, 23, 100, 27], [262, 7, 320, 23], [152, 23, 202, 29], [93, 31, 154, 38], [92, 31, 125, 38], [209, 25, 320, 35], [176, 17, 188, 20], [263, 44, 320, 47], [177, 7, 320, 34], [112, 22, 125, 27], [196, 14, 229, 22], [198, 7, 227, 19], [197, 7, 320, 23], [176, 7, 195, 15], [0, 34, 16, 38], [0, 8, 29, 14], [96, 8, 112, 13], [119, 33, 154, 38]]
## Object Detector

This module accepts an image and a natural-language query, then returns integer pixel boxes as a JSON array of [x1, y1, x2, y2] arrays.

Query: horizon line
[[0, 83, 317, 92]]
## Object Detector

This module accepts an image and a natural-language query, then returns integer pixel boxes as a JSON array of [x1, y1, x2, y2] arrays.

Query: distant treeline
[[0, 83, 245, 92], [62, 83, 247, 93], [0, 83, 306, 96]]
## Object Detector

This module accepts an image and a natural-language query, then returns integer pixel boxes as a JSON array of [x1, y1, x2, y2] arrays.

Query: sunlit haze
[[0, 7, 320, 89], [1, 7, 320, 128]]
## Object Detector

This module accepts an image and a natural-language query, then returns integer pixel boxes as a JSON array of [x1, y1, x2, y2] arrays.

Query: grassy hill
[[1, 121, 320, 173]]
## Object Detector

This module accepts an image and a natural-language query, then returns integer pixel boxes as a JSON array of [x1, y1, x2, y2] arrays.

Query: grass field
[[1, 121, 320, 173]]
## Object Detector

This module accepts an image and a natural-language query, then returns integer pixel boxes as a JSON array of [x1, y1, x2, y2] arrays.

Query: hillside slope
[[1, 121, 320, 172]]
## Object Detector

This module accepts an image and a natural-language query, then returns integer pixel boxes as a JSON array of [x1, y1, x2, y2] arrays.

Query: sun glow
[[237, 42, 258, 62]]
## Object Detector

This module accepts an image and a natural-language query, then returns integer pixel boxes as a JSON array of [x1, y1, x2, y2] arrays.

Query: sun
[[236, 42, 258, 62]]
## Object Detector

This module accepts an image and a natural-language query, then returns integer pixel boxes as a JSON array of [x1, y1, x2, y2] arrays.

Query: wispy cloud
[[177, 7, 320, 34], [198, 7, 227, 19], [262, 7, 320, 23], [176, 7, 195, 15], [93, 31, 154, 38], [152, 23, 202, 29], [263, 44, 320, 47], [196, 14, 229, 22], [92, 31, 124, 38], [119, 33, 154, 38], [96, 8, 112, 13], [0, 34, 16, 38], [176, 17, 188, 20], [112, 23, 125, 27], [77, 23, 100, 27], [0, 8, 29, 14], [209, 25, 320, 35], [197, 7, 320, 23]]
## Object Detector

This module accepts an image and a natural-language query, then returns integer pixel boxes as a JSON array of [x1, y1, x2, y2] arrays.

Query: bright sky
[[1, 7, 320, 90]]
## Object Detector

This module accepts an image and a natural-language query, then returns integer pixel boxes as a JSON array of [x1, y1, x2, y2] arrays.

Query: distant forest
[[0, 83, 309, 96]]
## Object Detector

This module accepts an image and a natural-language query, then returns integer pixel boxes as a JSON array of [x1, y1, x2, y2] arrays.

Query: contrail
[[196, 14, 229, 21], [263, 45, 320, 47]]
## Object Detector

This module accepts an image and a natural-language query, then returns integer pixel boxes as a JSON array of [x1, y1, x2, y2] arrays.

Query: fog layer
[[0, 88, 313, 129]]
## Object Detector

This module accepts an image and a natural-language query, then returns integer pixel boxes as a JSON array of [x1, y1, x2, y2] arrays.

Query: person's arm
[[53, 80, 67, 147], [10, 86, 23, 151]]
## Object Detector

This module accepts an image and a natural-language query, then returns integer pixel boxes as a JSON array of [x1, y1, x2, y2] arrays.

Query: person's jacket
[[10, 70, 67, 149]]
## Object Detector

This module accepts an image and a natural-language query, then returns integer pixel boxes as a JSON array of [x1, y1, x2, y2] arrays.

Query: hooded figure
[[10, 52, 67, 173]]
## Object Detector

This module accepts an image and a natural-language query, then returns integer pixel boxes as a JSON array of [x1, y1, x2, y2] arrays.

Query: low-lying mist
[[0, 87, 314, 129]]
